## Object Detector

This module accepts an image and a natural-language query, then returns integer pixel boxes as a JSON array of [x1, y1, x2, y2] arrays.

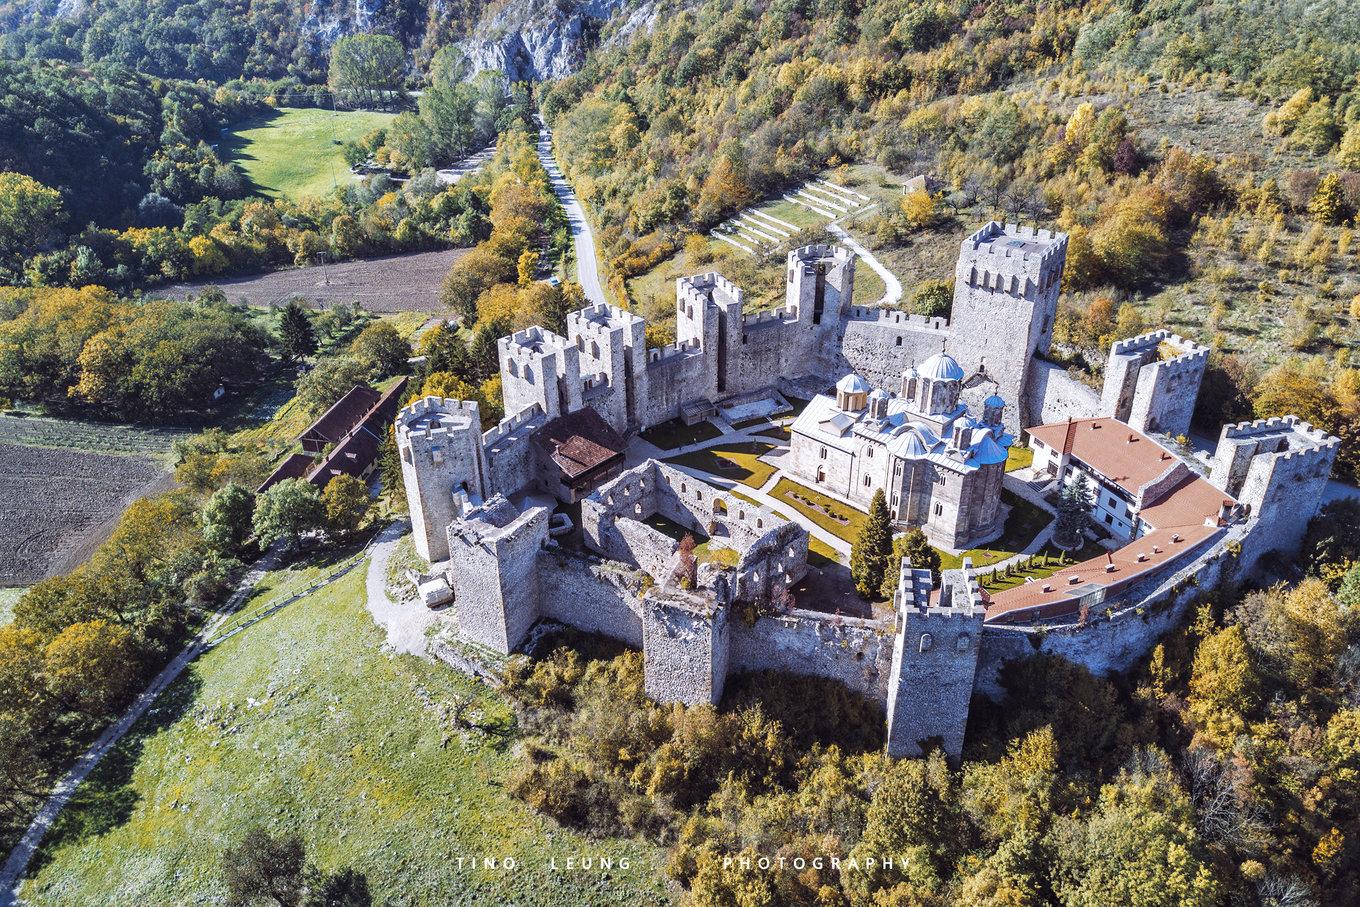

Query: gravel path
[[364, 520, 436, 657], [828, 223, 903, 306]]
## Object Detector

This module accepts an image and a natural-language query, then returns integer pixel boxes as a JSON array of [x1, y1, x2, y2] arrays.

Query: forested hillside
[[542, 0, 1360, 476]]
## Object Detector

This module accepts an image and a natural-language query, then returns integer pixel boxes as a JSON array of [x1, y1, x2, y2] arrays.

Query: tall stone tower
[[566, 302, 648, 434], [787, 244, 855, 369], [498, 326, 582, 423], [1100, 331, 1208, 438], [1209, 416, 1340, 572], [885, 557, 986, 763], [949, 222, 1067, 427], [675, 272, 744, 398], [396, 397, 490, 562], [447, 496, 550, 654]]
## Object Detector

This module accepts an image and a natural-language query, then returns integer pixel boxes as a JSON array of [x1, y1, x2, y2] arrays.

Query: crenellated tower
[[950, 222, 1067, 427], [885, 557, 986, 763], [1101, 331, 1209, 438], [498, 326, 582, 423], [1209, 416, 1340, 572], [396, 396, 490, 562], [566, 302, 648, 434]]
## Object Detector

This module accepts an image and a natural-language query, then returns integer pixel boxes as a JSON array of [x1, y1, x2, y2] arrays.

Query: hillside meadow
[[18, 566, 671, 905], [221, 107, 397, 200]]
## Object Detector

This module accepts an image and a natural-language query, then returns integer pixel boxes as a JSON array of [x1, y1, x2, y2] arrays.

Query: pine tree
[[852, 489, 893, 599], [881, 526, 942, 598], [278, 300, 317, 362], [1054, 473, 1092, 550]]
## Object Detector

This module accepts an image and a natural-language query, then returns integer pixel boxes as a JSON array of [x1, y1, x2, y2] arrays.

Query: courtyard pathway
[[535, 119, 605, 307], [625, 415, 852, 559]]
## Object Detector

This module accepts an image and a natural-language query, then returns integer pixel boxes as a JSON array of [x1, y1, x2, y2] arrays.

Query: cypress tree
[[852, 489, 893, 599]]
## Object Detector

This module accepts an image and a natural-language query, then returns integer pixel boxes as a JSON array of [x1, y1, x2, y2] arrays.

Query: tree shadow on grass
[[27, 669, 204, 877], [215, 107, 285, 198]]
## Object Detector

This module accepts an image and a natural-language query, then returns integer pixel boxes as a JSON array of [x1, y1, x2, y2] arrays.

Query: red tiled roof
[[988, 416, 1237, 622], [1029, 418, 1182, 498], [531, 408, 626, 481]]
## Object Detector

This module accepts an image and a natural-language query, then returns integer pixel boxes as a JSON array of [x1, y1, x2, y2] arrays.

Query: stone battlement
[[1220, 415, 1340, 451], [963, 221, 1067, 266], [397, 397, 481, 442], [846, 307, 950, 331], [742, 305, 799, 327], [567, 302, 642, 337], [1110, 330, 1209, 364], [789, 243, 855, 265], [501, 325, 570, 360], [678, 272, 744, 309], [481, 403, 544, 447], [646, 337, 704, 364]]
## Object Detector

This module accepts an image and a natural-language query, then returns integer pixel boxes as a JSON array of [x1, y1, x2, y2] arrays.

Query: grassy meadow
[[222, 107, 396, 200], [18, 566, 670, 905]]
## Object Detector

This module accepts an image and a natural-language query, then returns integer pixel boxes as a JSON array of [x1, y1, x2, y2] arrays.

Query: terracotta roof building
[[987, 417, 1237, 623]]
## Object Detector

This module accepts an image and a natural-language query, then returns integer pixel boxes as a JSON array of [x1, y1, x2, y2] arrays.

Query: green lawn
[[19, 567, 667, 905], [769, 478, 866, 543], [641, 418, 723, 451], [0, 588, 23, 626], [664, 442, 777, 488], [1005, 445, 1034, 472], [222, 107, 396, 200], [936, 490, 1054, 573]]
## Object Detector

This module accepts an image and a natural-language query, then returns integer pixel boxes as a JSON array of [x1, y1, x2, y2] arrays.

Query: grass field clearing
[[221, 107, 396, 200], [19, 566, 669, 905]]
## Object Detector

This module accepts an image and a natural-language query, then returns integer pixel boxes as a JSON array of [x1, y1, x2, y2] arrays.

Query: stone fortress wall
[[396, 214, 1341, 763], [1208, 416, 1340, 573], [1100, 330, 1209, 438]]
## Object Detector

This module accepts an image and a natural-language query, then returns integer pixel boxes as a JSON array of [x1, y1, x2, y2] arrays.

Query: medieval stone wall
[[727, 609, 893, 703], [1024, 359, 1101, 427], [975, 523, 1246, 697], [538, 549, 645, 648], [643, 592, 730, 705]]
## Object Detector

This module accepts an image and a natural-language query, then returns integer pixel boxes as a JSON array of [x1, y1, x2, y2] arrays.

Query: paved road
[[0, 547, 285, 905], [535, 120, 606, 306]]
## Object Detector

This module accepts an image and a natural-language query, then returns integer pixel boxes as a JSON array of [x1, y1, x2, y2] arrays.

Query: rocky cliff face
[[458, 0, 627, 81]]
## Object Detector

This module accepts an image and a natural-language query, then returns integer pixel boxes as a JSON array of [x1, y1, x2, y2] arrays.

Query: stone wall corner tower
[[396, 396, 490, 562], [951, 222, 1067, 426], [886, 557, 986, 764]]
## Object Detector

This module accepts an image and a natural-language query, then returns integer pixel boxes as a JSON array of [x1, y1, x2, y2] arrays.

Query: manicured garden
[[639, 417, 723, 450], [937, 489, 1054, 571], [769, 478, 866, 542], [18, 567, 668, 905], [664, 441, 777, 488]]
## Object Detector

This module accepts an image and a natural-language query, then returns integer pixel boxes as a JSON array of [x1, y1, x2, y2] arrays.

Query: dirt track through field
[[153, 248, 468, 312]]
